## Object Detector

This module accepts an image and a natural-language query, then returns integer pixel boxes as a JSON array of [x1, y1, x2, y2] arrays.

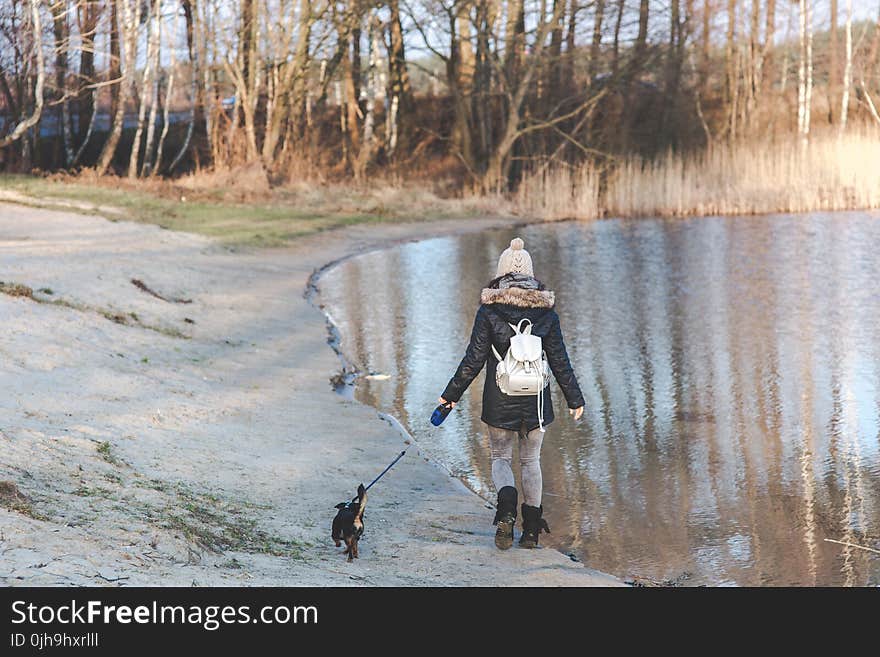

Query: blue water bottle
[[431, 401, 454, 426]]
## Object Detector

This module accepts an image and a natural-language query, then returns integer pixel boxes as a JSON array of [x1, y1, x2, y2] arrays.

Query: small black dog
[[331, 484, 367, 562]]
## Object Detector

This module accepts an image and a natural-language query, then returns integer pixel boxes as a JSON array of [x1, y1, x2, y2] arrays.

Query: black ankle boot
[[493, 486, 518, 550], [519, 504, 550, 548]]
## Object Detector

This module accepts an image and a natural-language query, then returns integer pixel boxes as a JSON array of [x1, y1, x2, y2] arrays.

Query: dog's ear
[[357, 483, 366, 498], [334, 502, 347, 509]]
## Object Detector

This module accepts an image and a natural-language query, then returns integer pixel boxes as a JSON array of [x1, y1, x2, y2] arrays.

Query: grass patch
[[132, 478, 295, 557], [0, 277, 189, 339], [96, 441, 119, 465], [0, 281, 34, 298], [158, 486, 300, 557], [73, 484, 115, 498], [0, 480, 47, 520], [0, 172, 505, 247]]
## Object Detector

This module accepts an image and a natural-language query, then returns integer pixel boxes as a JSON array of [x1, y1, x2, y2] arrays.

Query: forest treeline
[[1, 0, 879, 193]]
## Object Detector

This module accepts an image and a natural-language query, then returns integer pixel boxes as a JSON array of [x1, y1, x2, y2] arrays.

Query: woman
[[439, 238, 585, 550]]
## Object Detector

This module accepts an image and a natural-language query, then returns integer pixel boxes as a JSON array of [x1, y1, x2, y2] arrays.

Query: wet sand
[[0, 202, 621, 586]]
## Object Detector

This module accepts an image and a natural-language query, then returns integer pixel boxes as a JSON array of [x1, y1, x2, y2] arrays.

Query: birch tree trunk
[[797, 0, 807, 140], [0, 0, 45, 148], [829, 0, 839, 124], [797, 0, 813, 145], [96, 0, 140, 174], [169, 0, 199, 172], [152, 16, 176, 176], [839, 0, 852, 135], [862, 8, 880, 126], [142, 1, 165, 176], [805, 0, 813, 141], [72, 89, 97, 165], [355, 12, 380, 179], [129, 0, 159, 177]]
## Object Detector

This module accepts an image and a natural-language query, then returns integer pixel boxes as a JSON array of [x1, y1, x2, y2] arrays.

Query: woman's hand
[[439, 397, 456, 408], [569, 406, 584, 421]]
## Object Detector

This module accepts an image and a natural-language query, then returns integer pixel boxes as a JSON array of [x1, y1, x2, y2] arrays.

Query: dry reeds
[[515, 164, 603, 221], [518, 129, 880, 220]]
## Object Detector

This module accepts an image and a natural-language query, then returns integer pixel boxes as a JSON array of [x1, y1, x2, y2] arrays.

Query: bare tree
[[589, 0, 604, 78], [762, 0, 777, 94], [726, 0, 739, 139], [260, 0, 314, 166], [611, 0, 625, 75], [482, 0, 569, 189], [75, 0, 102, 153]]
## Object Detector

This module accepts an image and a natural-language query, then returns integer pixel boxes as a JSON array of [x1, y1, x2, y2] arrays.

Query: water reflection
[[320, 213, 880, 586]]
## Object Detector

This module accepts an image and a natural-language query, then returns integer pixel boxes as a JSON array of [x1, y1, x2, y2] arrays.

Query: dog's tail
[[355, 483, 367, 519]]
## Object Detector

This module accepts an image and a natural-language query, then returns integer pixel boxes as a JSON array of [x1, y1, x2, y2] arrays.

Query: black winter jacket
[[441, 279, 585, 432]]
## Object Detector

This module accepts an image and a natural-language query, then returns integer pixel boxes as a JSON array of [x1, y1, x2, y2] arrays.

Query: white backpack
[[491, 318, 551, 432]]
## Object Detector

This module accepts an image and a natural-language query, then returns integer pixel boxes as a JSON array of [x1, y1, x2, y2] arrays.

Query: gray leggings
[[487, 425, 545, 507]]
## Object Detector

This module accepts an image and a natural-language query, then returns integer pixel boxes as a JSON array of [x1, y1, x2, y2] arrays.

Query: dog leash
[[364, 450, 407, 492]]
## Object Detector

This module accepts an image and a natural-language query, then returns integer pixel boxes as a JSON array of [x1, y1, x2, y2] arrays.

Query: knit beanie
[[496, 237, 534, 278]]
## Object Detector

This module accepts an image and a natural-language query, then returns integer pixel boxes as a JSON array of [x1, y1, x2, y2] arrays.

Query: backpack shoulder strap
[[491, 344, 504, 362], [485, 306, 513, 362]]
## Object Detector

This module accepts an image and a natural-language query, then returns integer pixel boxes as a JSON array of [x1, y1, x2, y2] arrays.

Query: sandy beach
[[0, 202, 621, 587]]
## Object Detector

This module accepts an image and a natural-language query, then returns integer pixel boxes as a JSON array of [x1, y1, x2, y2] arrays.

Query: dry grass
[[518, 129, 880, 220], [0, 480, 45, 519], [0, 281, 35, 298], [0, 168, 511, 246], [515, 165, 602, 221], [5, 131, 877, 237]]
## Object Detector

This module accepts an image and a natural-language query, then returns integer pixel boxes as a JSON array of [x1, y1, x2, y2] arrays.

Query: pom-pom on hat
[[496, 237, 534, 278]]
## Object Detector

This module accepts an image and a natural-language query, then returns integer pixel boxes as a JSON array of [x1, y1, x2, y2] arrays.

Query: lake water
[[320, 214, 880, 586]]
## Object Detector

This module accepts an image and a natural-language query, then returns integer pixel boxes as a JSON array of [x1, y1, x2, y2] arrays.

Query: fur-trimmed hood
[[481, 286, 555, 309]]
